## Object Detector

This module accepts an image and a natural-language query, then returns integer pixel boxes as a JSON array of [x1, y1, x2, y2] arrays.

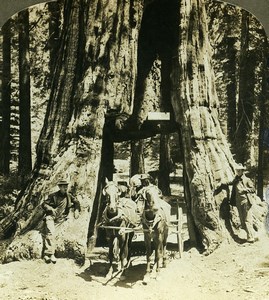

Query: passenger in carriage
[[129, 173, 166, 217], [130, 173, 159, 199], [129, 174, 143, 201], [136, 173, 162, 195], [117, 182, 129, 198]]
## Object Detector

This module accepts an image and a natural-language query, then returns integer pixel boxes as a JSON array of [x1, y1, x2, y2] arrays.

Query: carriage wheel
[[177, 206, 183, 258]]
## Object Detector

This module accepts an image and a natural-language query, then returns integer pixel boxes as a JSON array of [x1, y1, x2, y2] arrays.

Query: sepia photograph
[[0, 0, 269, 299]]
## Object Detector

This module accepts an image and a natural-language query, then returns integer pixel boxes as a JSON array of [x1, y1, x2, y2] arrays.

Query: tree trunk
[[170, 0, 266, 253], [225, 36, 238, 144], [0, 0, 267, 262], [207, 3, 268, 186], [159, 133, 171, 195], [0, 20, 11, 175], [130, 140, 145, 176], [47, 1, 61, 86], [0, 0, 144, 262], [18, 9, 32, 186], [235, 11, 254, 164], [257, 40, 269, 198], [207, 3, 240, 141]]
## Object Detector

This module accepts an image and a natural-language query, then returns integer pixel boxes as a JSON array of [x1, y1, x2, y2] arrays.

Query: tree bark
[[207, 3, 240, 141], [47, 1, 61, 86], [0, 0, 267, 261], [207, 2, 268, 189], [0, 0, 144, 262], [257, 40, 269, 198], [0, 20, 11, 175], [235, 11, 254, 164], [159, 133, 171, 195], [18, 9, 32, 186], [130, 140, 145, 176], [171, 0, 266, 253]]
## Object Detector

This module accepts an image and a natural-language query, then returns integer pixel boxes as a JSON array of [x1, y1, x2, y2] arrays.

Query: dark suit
[[42, 190, 80, 255], [229, 174, 255, 241]]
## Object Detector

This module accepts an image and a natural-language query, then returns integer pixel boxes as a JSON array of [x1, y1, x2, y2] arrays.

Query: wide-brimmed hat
[[57, 179, 69, 186]]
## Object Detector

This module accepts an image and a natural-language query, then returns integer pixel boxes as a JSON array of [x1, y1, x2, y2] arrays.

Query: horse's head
[[144, 185, 162, 212], [102, 179, 121, 215]]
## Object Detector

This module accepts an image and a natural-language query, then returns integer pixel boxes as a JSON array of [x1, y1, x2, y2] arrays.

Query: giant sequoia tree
[[207, 2, 269, 198], [18, 9, 32, 186], [0, 0, 267, 262], [0, 20, 11, 175], [170, 0, 267, 253]]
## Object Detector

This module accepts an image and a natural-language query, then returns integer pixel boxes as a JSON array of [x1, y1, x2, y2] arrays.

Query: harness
[[142, 210, 162, 232], [100, 196, 135, 235], [102, 206, 126, 224], [138, 186, 168, 232]]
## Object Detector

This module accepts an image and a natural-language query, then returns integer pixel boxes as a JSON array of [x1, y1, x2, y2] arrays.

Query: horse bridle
[[138, 186, 163, 230], [102, 182, 127, 225], [103, 182, 121, 207]]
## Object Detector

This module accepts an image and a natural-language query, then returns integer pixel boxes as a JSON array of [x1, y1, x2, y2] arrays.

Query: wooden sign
[[147, 112, 170, 121]]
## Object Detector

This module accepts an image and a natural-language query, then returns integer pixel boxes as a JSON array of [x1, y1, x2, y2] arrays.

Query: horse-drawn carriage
[[97, 178, 184, 284]]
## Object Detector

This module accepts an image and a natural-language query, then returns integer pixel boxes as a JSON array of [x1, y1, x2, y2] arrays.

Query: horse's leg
[[154, 230, 163, 276], [162, 225, 169, 268], [121, 232, 133, 268], [117, 232, 134, 281], [143, 232, 152, 284], [126, 232, 134, 268], [106, 235, 114, 279], [113, 236, 120, 264], [118, 234, 128, 281]]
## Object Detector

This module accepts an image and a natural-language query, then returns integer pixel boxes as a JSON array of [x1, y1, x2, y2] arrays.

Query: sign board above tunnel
[[147, 112, 170, 121]]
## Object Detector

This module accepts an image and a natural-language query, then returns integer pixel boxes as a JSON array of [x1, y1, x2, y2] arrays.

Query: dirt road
[[1, 233, 269, 300]]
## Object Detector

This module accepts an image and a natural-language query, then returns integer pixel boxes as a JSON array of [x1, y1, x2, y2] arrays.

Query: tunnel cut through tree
[[0, 0, 267, 262]]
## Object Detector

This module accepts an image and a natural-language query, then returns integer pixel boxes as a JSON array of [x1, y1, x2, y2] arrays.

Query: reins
[[102, 181, 133, 229], [140, 185, 167, 230], [103, 206, 124, 224]]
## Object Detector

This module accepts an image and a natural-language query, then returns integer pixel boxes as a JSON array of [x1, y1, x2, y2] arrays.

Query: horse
[[101, 179, 138, 280], [138, 184, 171, 283]]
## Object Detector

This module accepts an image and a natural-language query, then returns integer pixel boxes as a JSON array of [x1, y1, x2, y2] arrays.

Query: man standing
[[42, 179, 81, 263], [216, 164, 256, 242], [265, 183, 269, 204], [264, 182, 269, 232], [232, 164, 256, 242]]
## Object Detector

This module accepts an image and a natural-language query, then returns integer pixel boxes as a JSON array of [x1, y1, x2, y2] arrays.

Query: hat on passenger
[[140, 174, 150, 180], [57, 179, 69, 186], [130, 174, 142, 187], [235, 164, 246, 170]]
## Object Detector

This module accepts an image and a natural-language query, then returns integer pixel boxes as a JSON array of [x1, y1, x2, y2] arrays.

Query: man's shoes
[[44, 254, 57, 264], [44, 255, 51, 263], [246, 237, 255, 243], [50, 255, 57, 264]]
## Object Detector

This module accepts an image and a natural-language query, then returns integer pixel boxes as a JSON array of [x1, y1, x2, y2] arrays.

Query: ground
[[1, 162, 269, 300], [1, 233, 269, 300]]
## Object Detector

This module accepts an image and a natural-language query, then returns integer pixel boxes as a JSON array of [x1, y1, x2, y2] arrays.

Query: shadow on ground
[[77, 240, 183, 288], [77, 258, 147, 287]]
